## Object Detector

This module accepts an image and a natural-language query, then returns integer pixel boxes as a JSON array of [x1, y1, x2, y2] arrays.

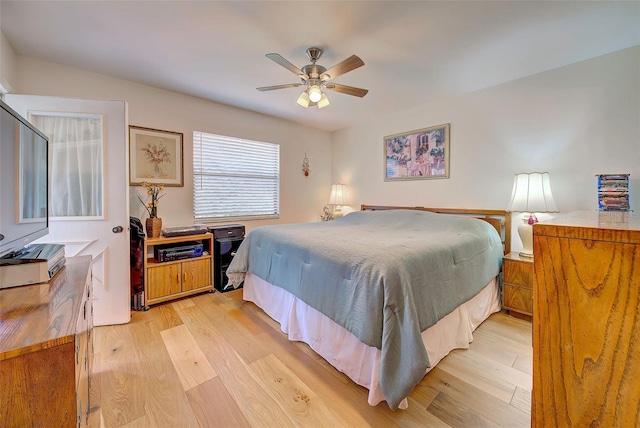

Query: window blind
[[193, 131, 279, 220]]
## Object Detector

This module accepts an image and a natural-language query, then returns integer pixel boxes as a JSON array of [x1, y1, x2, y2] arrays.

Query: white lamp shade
[[329, 184, 346, 206], [317, 92, 330, 109], [296, 91, 310, 108], [308, 85, 322, 102], [507, 172, 558, 213]]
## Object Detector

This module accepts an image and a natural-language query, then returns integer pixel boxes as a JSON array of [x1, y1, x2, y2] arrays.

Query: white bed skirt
[[243, 273, 500, 409]]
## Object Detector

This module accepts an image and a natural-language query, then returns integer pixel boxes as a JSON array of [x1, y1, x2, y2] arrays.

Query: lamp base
[[332, 205, 344, 219], [517, 218, 534, 258]]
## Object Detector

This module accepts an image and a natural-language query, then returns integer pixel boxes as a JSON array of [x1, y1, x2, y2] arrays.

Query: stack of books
[[597, 174, 630, 211]]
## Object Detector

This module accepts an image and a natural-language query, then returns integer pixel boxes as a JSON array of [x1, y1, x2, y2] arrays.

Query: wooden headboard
[[361, 204, 512, 255]]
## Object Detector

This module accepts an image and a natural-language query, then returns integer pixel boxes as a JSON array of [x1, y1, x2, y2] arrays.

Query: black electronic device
[[0, 99, 50, 259], [0, 243, 65, 289], [154, 241, 204, 262], [209, 224, 245, 240], [208, 224, 245, 292]]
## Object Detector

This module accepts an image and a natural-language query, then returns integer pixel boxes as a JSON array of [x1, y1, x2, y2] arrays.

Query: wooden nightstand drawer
[[502, 252, 534, 318], [503, 258, 533, 289], [502, 283, 533, 316]]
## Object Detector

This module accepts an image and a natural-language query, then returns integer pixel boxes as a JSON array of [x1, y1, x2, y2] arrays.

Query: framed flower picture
[[129, 126, 184, 187]]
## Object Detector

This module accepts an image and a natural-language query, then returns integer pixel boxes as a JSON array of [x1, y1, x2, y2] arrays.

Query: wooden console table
[[144, 233, 214, 307]]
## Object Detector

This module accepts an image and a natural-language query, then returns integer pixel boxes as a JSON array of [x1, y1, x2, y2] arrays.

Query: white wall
[[11, 56, 333, 231], [0, 30, 16, 93], [333, 47, 640, 251]]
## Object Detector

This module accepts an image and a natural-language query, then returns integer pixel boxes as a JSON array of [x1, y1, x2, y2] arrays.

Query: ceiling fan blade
[[320, 55, 364, 81], [325, 83, 369, 98], [266, 53, 307, 78], [257, 83, 304, 91]]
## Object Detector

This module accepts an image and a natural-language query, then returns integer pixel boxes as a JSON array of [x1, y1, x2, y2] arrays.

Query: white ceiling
[[1, 1, 639, 132]]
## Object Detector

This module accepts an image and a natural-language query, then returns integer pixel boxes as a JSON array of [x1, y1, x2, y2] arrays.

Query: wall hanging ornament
[[302, 153, 310, 176]]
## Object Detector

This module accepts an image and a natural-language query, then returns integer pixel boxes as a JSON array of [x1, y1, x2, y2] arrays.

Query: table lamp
[[328, 184, 346, 219], [507, 172, 558, 257]]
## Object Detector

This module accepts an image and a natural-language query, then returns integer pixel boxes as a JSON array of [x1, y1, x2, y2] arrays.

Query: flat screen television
[[0, 99, 49, 258]]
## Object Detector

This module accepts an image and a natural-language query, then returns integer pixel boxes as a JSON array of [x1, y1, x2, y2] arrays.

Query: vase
[[146, 217, 162, 238]]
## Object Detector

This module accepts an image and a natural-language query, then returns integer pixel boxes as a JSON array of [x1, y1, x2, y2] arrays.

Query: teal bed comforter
[[227, 209, 502, 409]]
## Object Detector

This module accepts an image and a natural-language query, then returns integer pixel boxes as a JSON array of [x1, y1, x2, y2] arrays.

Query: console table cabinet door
[[182, 258, 211, 292], [147, 263, 182, 300]]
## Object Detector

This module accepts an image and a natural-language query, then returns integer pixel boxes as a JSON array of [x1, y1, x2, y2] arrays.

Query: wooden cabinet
[[502, 252, 534, 318], [0, 256, 93, 427], [144, 233, 213, 306], [532, 211, 640, 427]]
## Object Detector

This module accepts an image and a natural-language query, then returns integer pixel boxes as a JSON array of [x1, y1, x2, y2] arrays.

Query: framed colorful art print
[[384, 123, 450, 181]]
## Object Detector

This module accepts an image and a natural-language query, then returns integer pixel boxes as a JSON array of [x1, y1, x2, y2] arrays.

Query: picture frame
[[384, 123, 450, 181], [129, 125, 184, 187]]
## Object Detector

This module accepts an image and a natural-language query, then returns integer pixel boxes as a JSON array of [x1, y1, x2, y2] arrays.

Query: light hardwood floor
[[90, 289, 532, 427]]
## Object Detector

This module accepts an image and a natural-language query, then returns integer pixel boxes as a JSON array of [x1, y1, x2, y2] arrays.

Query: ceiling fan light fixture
[[259, 47, 368, 108], [317, 93, 330, 109], [308, 85, 322, 103], [296, 91, 310, 108]]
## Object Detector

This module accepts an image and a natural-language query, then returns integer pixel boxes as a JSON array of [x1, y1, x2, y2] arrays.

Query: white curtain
[[31, 114, 103, 218]]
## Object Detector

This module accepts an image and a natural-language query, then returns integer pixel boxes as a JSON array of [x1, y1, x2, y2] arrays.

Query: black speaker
[[209, 224, 245, 292]]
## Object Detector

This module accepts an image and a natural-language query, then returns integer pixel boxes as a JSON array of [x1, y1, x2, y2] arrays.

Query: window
[[31, 114, 104, 218], [193, 131, 279, 221]]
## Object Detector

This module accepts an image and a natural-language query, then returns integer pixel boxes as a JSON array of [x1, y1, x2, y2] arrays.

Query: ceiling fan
[[257, 47, 368, 109]]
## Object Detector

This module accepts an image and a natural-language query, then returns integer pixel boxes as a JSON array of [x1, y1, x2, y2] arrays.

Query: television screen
[[0, 99, 49, 258]]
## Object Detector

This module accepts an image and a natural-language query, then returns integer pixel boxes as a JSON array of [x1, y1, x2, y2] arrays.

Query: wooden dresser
[[0, 256, 93, 427], [532, 211, 640, 427]]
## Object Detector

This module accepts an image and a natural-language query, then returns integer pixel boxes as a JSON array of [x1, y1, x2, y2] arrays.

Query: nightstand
[[502, 251, 533, 318]]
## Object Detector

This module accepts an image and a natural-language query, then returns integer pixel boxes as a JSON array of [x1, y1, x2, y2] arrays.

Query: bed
[[227, 205, 511, 410]]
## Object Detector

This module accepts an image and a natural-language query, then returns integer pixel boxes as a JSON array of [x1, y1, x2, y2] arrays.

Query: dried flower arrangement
[[138, 182, 165, 218]]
